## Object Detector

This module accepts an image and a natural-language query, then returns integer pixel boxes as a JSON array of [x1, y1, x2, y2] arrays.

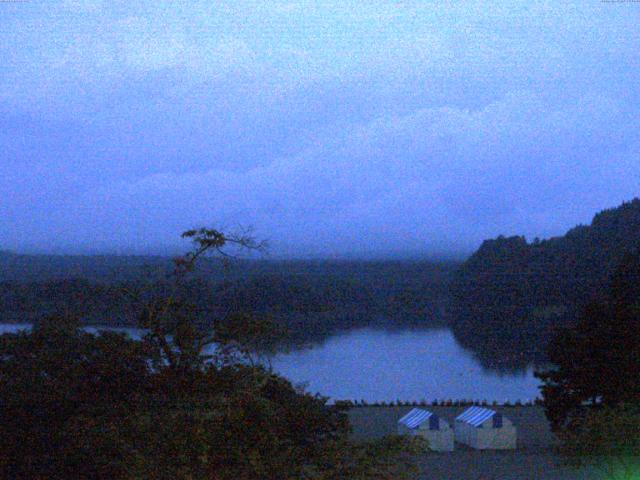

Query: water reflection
[[270, 328, 541, 402]]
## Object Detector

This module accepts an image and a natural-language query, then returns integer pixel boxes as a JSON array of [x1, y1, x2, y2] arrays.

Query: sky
[[1, 0, 639, 257]]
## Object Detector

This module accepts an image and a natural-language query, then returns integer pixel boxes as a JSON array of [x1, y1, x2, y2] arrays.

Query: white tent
[[454, 406, 517, 450], [397, 408, 454, 452]]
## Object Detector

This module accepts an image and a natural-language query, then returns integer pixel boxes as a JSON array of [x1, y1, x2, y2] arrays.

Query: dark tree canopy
[[450, 198, 640, 368], [558, 403, 640, 480], [0, 228, 427, 479], [535, 250, 640, 431]]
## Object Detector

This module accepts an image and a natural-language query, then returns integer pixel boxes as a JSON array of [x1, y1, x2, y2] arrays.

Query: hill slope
[[450, 198, 640, 368]]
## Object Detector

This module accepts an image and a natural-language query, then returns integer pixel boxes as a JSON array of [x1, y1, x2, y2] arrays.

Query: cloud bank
[[1, 1, 639, 256]]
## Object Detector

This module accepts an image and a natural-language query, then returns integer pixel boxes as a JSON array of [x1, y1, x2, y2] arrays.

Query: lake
[[0, 324, 541, 403], [270, 328, 541, 403]]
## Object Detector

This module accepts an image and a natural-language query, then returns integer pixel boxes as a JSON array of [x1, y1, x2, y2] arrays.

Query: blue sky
[[1, 1, 639, 257]]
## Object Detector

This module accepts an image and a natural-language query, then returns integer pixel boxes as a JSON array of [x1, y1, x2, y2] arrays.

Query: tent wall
[[454, 421, 471, 446], [417, 429, 454, 452], [454, 415, 517, 450], [416, 417, 454, 452], [398, 417, 454, 452]]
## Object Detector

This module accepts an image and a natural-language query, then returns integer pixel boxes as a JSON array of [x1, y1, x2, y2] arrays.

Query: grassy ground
[[348, 406, 603, 479]]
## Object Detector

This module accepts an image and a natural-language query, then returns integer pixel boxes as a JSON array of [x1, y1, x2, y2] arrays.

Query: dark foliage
[[0, 229, 428, 479], [0, 260, 456, 350], [558, 403, 640, 480], [535, 251, 640, 432], [0, 314, 153, 478], [0, 309, 427, 479], [450, 198, 640, 368]]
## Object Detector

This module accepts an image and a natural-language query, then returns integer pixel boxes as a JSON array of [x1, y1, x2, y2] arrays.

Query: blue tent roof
[[398, 408, 434, 429], [455, 406, 497, 427]]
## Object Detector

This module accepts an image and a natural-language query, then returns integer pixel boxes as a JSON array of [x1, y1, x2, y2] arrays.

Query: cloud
[[2, 2, 640, 255], [30, 89, 636, 255]]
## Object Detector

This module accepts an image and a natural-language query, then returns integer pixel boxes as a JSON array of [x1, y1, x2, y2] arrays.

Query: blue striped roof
[[398, 408, 434, 429], [455, 407, 496, 427]]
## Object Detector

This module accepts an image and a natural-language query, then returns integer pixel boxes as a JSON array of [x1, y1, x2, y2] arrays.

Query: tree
[[131, 227, 269, 372], [0, 228, 428, 479], [558, 403, 640, 480], [451, 198, 640, 370], [535, 251, 640, 432], [0, 314, 153, 478]]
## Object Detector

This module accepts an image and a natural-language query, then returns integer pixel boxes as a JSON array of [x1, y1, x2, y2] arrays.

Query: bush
[[559, 403, 640, 480], [0, 228, 432, 479], [0, 316, 424, 479]]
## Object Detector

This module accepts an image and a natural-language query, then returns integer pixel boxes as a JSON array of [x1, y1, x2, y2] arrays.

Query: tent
[[397, 408, 454, 452], [454, 406, 517, 450]]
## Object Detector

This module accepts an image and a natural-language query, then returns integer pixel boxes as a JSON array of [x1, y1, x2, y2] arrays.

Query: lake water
[[270, 328, 541, 403], [0, 324, 541, 403]]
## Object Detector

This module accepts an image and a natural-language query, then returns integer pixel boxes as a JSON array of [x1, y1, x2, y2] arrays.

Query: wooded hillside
[[450, 198, 640, 368]]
